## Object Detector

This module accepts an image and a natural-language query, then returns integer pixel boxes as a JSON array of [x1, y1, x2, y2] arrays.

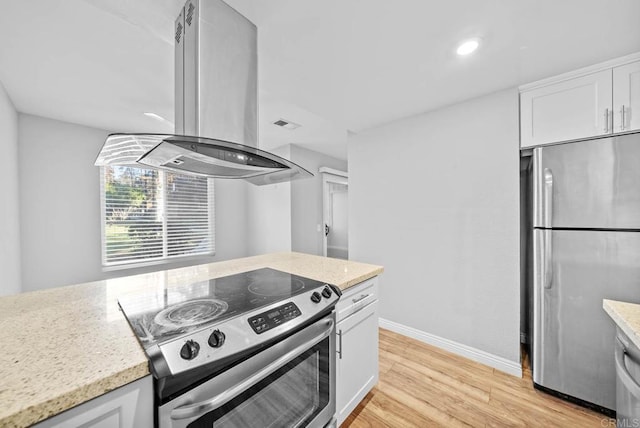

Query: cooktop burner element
[[117, 267, 341, 378], [248, 278, 305, 297], [154, 298, 228, 328]]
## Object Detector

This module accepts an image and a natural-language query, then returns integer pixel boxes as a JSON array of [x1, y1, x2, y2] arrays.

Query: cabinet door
[[33, 377, 153, 428], [520, 69, 612, 148], [336, 301, 378, 426], [613, 60, 640, 133]]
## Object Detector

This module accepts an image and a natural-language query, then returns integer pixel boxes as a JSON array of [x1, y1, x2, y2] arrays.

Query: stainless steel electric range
[[118, 267, 341, 428]]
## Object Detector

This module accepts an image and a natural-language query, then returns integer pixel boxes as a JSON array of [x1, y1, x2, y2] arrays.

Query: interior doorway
[[321, 168, 348, 260]]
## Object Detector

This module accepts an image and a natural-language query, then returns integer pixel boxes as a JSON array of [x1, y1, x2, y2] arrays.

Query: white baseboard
[[379, 318, 523, 378]]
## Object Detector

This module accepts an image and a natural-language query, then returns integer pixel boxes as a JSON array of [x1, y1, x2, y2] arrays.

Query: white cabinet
[[335, 277, 379, 426], [33, 376, 153, 428], [520, 53, 640, 149], [520, 70, 611, 147], [613, 61, 640, 133]]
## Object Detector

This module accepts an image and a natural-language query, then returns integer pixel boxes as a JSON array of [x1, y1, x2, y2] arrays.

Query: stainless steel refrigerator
[[532, 131, 640, 413]]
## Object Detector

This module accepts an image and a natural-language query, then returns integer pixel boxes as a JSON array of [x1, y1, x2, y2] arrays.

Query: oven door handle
[[170, 317, 335, 421]]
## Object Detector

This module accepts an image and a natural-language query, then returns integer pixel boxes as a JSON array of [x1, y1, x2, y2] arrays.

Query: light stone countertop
[[0, 252, 383, 428], [603, 299, 640, 349]]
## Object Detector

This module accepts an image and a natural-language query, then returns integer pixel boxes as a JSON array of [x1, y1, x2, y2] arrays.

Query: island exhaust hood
[[95, 0, 312, 185]]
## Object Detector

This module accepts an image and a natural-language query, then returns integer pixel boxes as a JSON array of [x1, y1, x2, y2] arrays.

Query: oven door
[[158, 313, 336, 428]]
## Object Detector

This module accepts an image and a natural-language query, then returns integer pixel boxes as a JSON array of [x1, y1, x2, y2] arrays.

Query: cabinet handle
[[621, 105, 626, 131], [611, 108, 614, 132], [605, 108, 615, 133], [352, 294, 370, 304], [337, 329, 343, 359]]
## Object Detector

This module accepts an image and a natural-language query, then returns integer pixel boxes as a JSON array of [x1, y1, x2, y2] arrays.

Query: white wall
[[245, 144, 347, 257], [15, 112, 339, 291], [0, 82, 21, 296], [18, 114, 105, 291], [246, 145, 292, 255], [18, 114, 250, 291], [349, 88, 520, 364], [213, 179, 250, 260], [290, 145, 347, 256]]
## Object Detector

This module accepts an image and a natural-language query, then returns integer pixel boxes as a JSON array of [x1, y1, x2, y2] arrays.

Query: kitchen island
[[0, 252, 383, 428], [604, 299, 640, 349], [603, 299, 640, 422]]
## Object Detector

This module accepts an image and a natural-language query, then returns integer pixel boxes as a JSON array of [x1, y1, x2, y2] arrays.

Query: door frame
[[320, 167, 348, 258]]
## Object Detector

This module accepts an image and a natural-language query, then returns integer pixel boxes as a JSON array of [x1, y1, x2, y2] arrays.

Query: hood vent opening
[[186, 2, 195, 26], [94, 0, 313, 185], [175, 22, 183, 43]]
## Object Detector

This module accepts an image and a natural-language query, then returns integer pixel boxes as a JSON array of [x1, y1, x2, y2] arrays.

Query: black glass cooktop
[[118, 268, 327, 348]]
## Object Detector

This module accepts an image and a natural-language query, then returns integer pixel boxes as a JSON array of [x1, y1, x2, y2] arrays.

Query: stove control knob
[[311, 291, 322, 303], [180, 340, 200, 360], [208, 329, 226, 348], [321, 286, 332, 299]]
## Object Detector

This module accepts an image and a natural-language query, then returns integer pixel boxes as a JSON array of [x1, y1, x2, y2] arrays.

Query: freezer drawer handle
[[616, 338, 640, 399]]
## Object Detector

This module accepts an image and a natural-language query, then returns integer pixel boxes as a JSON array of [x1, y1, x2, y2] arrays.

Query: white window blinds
[[100, 166, 214, 266]]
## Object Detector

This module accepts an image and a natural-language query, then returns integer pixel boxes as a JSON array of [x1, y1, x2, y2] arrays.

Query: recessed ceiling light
[[456, 39, 480, 56], [273, 119, 300, 130]]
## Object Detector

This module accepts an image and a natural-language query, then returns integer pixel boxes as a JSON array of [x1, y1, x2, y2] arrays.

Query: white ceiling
[[1, 0, 639, 161]]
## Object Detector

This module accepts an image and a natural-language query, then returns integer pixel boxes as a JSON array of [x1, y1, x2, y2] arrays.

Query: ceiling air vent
[[273, 119, 301, 130]]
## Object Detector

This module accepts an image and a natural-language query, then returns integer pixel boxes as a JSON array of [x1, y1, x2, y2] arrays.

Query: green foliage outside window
[[102, 166, 212, 265]]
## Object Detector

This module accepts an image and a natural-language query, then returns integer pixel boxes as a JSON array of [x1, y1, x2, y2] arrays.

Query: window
[[100, 166, 214, 266]]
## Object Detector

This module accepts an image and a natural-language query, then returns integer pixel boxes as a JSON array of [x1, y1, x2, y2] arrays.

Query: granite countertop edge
[[603, 299, 640, 349]]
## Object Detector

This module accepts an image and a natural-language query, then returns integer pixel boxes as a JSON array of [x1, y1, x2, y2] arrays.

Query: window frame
[[99, 166, 215, 269]]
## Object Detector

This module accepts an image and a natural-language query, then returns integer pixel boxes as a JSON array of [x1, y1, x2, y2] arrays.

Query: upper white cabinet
[[520, 70, 612, 147], [613, 61, 640, 133], [520, 53, 640, 149]]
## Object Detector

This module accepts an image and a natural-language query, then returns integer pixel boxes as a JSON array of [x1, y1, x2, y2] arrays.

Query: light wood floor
[[342, 328, 614, 427]]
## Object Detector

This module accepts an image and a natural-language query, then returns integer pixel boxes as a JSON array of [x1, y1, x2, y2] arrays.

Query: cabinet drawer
[[336, 277, 378, 322]]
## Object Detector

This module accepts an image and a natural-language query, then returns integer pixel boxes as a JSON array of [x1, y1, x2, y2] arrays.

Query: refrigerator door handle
[[543, 168, 553, 228], [543, 229, 553, 290], [542, 168, 554, 289]]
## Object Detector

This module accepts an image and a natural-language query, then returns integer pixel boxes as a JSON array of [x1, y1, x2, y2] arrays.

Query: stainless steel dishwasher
[[615, 328, 640, 427]]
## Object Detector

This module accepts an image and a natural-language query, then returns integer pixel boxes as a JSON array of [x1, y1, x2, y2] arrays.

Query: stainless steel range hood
[[95, 0, 312, 185]]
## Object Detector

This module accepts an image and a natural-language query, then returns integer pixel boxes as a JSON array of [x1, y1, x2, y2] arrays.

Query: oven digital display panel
[[248, 302, 301, 334]]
